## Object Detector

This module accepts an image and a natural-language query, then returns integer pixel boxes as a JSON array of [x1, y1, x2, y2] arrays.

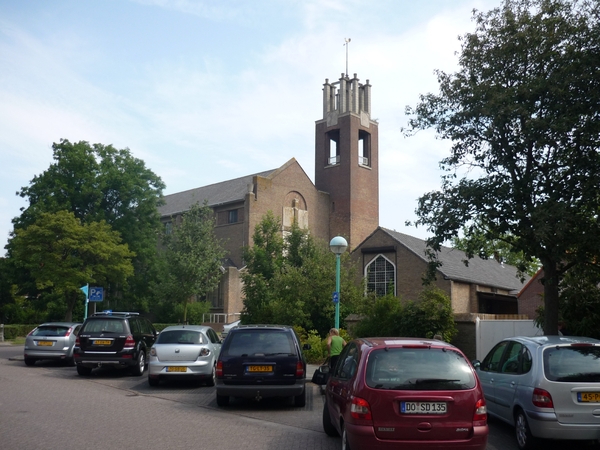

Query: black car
[[74, 312, 158, 376], [215, 325, 310, 407]]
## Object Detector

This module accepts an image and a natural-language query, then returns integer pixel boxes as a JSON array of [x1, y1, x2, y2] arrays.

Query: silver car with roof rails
[[474, 335, 600, 450]]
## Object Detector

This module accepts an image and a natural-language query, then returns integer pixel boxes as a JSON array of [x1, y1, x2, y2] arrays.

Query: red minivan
[[322, 338, 488, 450]]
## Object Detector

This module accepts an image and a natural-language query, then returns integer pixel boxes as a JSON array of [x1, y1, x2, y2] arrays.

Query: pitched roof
[[159, 169, 276, 217], [379, 227, 528, 292]]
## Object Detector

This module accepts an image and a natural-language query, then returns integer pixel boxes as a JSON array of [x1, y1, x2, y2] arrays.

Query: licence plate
[[166, 366, 187, 373], [401, 402, 447, 414], [578, 392, 600, 402], [37, 341, 53, 346], [247, 365, 273, 373], [93, 340, 111, 346]]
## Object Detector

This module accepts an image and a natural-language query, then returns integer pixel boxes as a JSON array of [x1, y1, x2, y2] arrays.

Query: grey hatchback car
[[474, 335, 600, 450], [24, 322, 82, 366]]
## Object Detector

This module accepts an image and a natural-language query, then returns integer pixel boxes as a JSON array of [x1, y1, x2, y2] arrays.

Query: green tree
[[10, 211, 134, 321], [155, 202, 226, 323], [354, 287, 457, 341], [404, 0, 600, 335], [242, 213, 364, 335], [9, 139, 165, 307], [451, 221, 540, 277]]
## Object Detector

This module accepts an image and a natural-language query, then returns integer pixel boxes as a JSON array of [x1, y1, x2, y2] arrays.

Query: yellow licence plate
[[37, 341, 53, 346], [247, 365, 273, 373], [578, 392, 600, 402], [93, 340, 111, 346], [166, 366, 187, 373]]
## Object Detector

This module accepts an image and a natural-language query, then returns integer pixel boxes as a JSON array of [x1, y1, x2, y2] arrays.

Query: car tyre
[[341, 423, 351, 450], [65, 356, 76, 366], [294, 386, 306, 407], [77, 364, 92, 376], [206, 365, 216, 387], [131, 351, 145, 376], [515, 408, 539, 450], [216, 394, 229, 406], [322, 402, 339, 437], [24, 357, 36, 366], [148, 376, 160, 387]]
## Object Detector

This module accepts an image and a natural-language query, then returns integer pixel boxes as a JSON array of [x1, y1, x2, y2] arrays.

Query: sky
[[0, 0, 502, 255]]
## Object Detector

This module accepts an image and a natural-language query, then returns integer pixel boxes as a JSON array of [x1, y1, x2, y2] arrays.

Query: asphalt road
[[0, 344, 595, 450]]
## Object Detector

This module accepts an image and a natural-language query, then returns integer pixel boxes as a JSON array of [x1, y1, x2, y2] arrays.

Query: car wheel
[[216, 394, 229, 406], [341, 423, 351, 450], [515, 408, 539, 450], [294, 387, 306, 407], [206, 365, 216, 387], [77, 364, 92, 376], [24, 357, 36, 366], [322, 402, 339, 437], [65, 357, 76, 366], [148, 376, 160, 387], [131, 351, 146, 376]]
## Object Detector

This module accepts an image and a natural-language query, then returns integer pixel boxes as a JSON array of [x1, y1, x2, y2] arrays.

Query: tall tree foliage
[[242, 212, 364, 336], [155, 202, 226, 323], [8, 139, 165, 307], [10, 211, 134, 321], [404, 0, 600, 334]]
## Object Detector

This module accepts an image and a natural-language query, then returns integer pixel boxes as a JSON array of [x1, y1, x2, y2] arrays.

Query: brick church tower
[[314, 73, 379, 250]]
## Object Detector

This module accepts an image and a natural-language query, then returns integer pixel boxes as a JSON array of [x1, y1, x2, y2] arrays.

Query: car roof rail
[[90, 311, 139, 317]]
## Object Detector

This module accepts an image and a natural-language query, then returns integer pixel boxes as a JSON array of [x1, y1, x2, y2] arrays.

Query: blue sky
[[0, 0, 500, 254]]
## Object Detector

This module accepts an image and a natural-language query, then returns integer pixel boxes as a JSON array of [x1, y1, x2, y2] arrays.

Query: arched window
[[366, 255, 395, 296]]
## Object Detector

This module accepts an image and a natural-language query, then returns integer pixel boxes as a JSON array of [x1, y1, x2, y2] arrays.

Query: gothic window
[[366, 255, 395, 296]]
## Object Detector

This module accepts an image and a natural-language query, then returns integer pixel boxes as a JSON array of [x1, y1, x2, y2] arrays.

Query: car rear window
[[544, 345, 600, 382], [82, 319, 126, 334], [157, 330, 205, 345], [366, 347, 476, 390], [223, 330, 295, 356], [32, 326, 70, 337]]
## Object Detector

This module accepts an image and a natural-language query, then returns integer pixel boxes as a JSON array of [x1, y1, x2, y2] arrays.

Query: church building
[[158, 73, 379, 322]]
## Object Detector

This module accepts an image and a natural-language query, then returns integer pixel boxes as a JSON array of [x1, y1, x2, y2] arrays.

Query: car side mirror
[[472, 360, 481, 368]]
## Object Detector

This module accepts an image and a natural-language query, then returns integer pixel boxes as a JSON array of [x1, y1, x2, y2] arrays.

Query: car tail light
[[350, 396, 372, 423], [473, 398, 487, 426], [75, 336, 80, 347], [296, 361, 304, 378], [216, 360, 223, 378], [65, 327, 73, 337], [123, 335, 135, 349], [27, 328, 37, 337], [199, 348, 210, 357], [532, 388, 554, 408]]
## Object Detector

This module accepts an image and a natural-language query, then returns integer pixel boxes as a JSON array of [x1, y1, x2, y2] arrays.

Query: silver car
[[24, 322, 82, 366], [474, 335, 600, 450], [148, 325, 221, 387]]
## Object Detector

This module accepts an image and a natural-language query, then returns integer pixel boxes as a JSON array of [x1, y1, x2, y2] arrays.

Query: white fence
[[475, 318, 543, 361]]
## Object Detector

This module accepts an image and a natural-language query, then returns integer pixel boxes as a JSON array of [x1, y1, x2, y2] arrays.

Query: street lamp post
[[329, 236, 348, 330]]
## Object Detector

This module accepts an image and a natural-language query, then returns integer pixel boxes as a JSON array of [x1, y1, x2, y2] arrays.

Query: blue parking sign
[[332, 291, 339, 304], [89, 287, 104, 302]]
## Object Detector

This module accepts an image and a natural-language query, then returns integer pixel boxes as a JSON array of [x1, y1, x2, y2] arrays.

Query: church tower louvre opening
[[314, 73, 379, 250]]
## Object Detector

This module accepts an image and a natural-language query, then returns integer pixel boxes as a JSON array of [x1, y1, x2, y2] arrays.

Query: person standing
[[327, 328, 346, 370]]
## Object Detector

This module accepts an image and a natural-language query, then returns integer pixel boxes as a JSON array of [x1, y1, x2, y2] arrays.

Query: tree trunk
[[542, 261, 559, 335]]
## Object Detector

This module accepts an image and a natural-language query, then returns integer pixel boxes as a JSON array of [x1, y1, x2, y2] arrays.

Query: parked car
[[148, 325, 222, 387], [24, 322, 82, 366], [323, 337, 488, 450], [221, 319, 241, 340], [474, 335, 600, 450], [74, 311, 158, 376], [215, 324, 310, 407]]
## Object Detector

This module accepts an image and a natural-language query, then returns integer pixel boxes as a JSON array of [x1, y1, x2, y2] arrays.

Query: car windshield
[[224, 330, 295, 356], [544, 345, 600, 382], [32, 326, 70, 337], [83, 319, 125, 334], [157, 330, 205, 345], [366, 347, 476, 390]]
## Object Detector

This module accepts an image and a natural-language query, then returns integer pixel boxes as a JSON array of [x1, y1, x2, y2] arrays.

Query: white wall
[[475, 319, 543, 361]]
